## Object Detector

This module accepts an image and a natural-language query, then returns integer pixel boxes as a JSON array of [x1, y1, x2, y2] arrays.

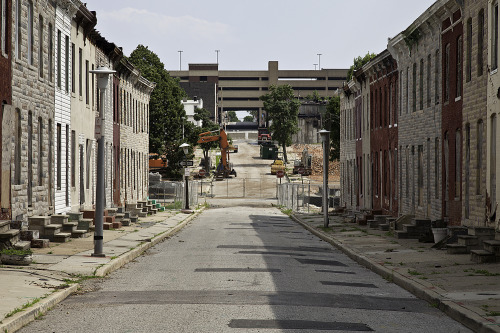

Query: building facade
[[340, 81, 357, 209]]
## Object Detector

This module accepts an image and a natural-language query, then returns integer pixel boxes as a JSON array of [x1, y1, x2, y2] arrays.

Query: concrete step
[[126, 203, 139, 210], [130, 216, 138, 223], [68, 212, 83, 222], [483, 240, 500, 256], [112, 221, 122, 229], [0, 220, 11, 233], [31, 238, 50, 248], [0, 229, 20, 245], [51, 214, 69, 225], [82, 210, 95, 220], [71, 229, 91, 238], [121, 219, 131, 226], [29, 216, 51, 227], [138, 212, 148, 218], [20, 230, 39, 241], [52, 233, 71, 243], [114, 214, 125, 221], [470, 249, 497, 263], [77, 219, 92, 231], [395, 230, 408, 239], [104, 216, 115, 223], [447, 244, 469, 254], [413, 219, 432, 227], [62, 222, 78, 233], [106, 208, 118, 216], [458, 235, 479, 246], [117, 207, 126, 214], [469, 227, 496, 237], [14, 241, 31, 250], [367, 220, 379, 229], [43, 224, 62, 236], [103, 223, 113, 230], [378, 224, 390, 231]]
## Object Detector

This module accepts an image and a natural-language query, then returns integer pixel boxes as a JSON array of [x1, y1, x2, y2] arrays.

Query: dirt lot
[[288, 144, 340, 182]]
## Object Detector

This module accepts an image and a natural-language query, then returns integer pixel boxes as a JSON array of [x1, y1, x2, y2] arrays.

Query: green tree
[[305, 90, 324, 103], [194, 107, 219, 171], [243, 115, 254, 122], [324, 96, 340, 160], [227, 111, 239, 122], [128, 45, 194, 179], [260, 84, 301, 162], [346, 52, 377, 81]]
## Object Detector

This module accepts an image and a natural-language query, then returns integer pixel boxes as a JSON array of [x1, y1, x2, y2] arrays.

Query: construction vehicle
[[271, 157, 285, 175], [197, 128, 237, 179], [293, 148, 312, 175], [149, 153, 168, 177], [257, 127, 271, 145]]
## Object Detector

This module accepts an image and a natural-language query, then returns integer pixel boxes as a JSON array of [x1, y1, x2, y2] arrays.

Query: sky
[[85, 0, 437, 72]]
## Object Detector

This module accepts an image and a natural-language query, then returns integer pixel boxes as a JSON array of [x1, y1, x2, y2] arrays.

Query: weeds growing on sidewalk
[[5, 297, 41, 318], [464, 269, 500, 276]]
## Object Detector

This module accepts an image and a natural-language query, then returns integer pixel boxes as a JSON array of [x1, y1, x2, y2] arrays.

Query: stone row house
[[0, 0, 154, 224], [340, 0, 499, 232]]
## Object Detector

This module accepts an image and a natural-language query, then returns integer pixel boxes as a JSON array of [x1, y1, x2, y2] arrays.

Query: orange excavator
[[197, 128, 237, 179]]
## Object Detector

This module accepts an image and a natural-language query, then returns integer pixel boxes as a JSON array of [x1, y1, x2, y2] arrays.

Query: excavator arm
[[197, 129, 235, 178]]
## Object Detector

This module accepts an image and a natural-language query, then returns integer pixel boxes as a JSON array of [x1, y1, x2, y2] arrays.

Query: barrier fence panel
[[197, 178, 278, 199], [277, 181, 334, 213], [148, 179, 198, 209]]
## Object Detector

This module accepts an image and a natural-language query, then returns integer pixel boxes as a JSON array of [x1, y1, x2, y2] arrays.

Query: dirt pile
[[289, 144, 340, 182]]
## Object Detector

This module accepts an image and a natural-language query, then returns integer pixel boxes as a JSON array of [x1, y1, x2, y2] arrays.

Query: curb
[[0, 208, 204, 333], [0, 284, 79, 333], [290, 214, 500, 333]]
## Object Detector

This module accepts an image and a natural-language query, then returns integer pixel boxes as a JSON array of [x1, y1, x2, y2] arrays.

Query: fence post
[[243, 178, 246, 198], [226, 179, 229, 198]]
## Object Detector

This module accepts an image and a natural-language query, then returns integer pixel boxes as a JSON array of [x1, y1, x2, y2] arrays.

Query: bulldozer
[[292, 148, 312, 176]]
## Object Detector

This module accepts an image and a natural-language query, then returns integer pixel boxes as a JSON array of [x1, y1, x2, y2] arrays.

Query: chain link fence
[[149, 173, 198, 209], [277, 180, 341, 213]]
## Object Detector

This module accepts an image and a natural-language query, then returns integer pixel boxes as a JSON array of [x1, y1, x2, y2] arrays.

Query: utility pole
[[178, 50, 183, 70], [215, 49, 220, 65], [314, 64, 318, 70], [317, 53, 322, 70]]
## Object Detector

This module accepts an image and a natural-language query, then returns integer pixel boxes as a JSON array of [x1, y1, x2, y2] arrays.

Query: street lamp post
[[89, 66, 116, 257], [317, 53, 322, 70], [319, 129, 330, 228], [180, 143, 190, 210], [178, 50, 183, 70], [182, 116, 185, 140], [215, 49, 220, 65]]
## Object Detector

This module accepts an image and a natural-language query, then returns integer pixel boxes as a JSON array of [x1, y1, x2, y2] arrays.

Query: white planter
[[0, 253, 33, 265], [432, 228, 448, 243]]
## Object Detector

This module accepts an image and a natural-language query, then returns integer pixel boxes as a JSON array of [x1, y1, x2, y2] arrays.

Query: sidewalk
[[291, 212, 500, 333], [0, 207, 203, 333]]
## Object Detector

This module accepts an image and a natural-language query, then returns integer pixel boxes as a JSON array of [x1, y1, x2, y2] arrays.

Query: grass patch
[[164, 201, 183, 210], [0, 249, 32, 256], [463, 269, 500, 276], [5, 297, 41, 318], [385, 231, 394, 237], [408, 269, 423, 276]]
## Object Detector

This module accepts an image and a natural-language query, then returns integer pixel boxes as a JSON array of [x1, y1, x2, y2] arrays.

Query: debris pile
[[290, 144, 340, 181]]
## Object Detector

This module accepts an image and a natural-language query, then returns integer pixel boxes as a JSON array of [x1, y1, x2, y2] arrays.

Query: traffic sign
[[198, 169, 206, 177], [276, 170, 284, 178], [179, 160, 194, 167]]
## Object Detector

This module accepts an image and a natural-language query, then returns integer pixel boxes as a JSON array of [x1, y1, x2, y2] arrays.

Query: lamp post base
[[91, 253, 106, 258]]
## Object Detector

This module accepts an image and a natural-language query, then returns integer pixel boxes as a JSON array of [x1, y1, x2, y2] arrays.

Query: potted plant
[[0, 248, 33, 265], [431, 220, 448, 243]]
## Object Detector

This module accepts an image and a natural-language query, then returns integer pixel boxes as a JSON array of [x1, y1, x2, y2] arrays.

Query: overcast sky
[[86, 0, 436, 71]]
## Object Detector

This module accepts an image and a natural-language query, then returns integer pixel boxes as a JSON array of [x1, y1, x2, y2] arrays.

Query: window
[[455, 129, 461, 198], [419, 58, 424, 110], [66, 124, 69, 206], [15, 0, 21, 59], [85, 60, 89, 104], [1, 0, 7, 54], [478, 9, 484, 76], [28, 112, 32, 206], [490, 115, 497, 206], [477, 119, 483, 194], [57, 30, 61, 88], [65, 35, 69, 92], [38, 117, 43, 186], [493, 3, 498, 71], [418, 145, 423, 206], [71, 130, 75, 187], [412, 63, 417, 112], [435, 138, 439, 199], [38, 16, 43, 77], [48, 24, 53, 82], [456, 36, 463, 99], [435, 50, 440, 104], [427, 55, 431, 107], [71, 43, 75, 93], [78, 48, 82, 97], [86, 139, 91, 189], [466, 18, 472, 82], [27, 1, 33, 65], [406, 67, 410, 113], [465, 124, 470, 219], [444, 44, 450, 103], [57, 123, 61, 190], [14, 109, 21, 185]]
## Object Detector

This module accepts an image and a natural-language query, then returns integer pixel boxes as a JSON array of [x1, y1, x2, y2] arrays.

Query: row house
[[339, 81, 356, 209], [0, 1, 154, 228], [341, 0, 496, 229]]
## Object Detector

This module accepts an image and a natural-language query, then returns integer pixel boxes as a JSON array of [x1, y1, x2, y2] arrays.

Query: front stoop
[[470, 249, 497, 263]]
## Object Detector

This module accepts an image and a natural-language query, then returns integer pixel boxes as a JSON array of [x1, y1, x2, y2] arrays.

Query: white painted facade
[[181, 98, 203, 127], [70, 6, 96, 212]]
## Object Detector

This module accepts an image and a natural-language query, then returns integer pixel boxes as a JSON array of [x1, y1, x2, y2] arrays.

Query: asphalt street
[[18, 204, 471, 332]]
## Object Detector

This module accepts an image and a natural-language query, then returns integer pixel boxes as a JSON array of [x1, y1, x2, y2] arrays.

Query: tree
[[260, 84, 301, 163], [346, 52, 377, 81], [194, 107, 219, 171], [324, 96, 340, 160], [227, 111, 239, 122], [243, 115, 254, 122]]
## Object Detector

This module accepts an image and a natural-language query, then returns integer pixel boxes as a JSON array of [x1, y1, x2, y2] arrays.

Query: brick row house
[[341, 0, 498, 233], [0, 1, 154, 247]]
